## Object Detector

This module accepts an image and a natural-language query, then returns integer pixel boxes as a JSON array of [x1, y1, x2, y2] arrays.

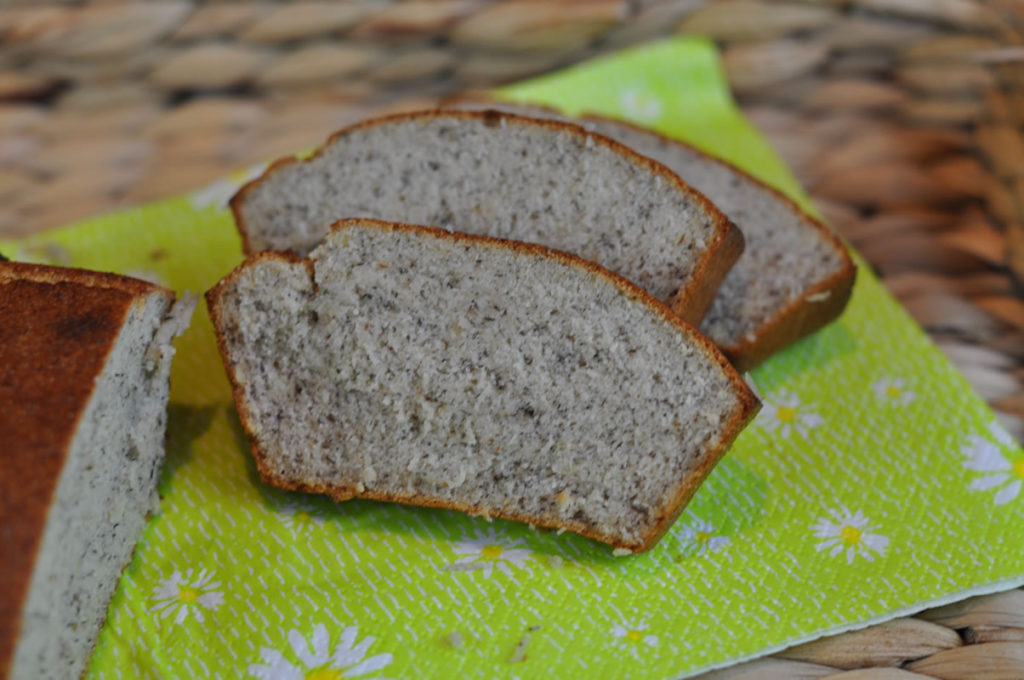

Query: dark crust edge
[[0, 262, 174, 679], [443, 94, 858, 370], [228, 108, 742, 326], [672, 218, 743, 327], [206, 217, 761, 553], [0, 262, 172, 299]]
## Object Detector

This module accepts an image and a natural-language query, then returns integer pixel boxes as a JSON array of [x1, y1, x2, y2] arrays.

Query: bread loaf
[[231, 109, 744, 325], [207, 218, 759, 552], [0, 263, 194, 679]]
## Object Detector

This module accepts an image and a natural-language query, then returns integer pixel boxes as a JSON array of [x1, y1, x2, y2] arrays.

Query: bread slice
[[207, 218, 760, 552], [230, 109, 744, 325], [0, 263, 195, 679], [450, 98, 857, 370]]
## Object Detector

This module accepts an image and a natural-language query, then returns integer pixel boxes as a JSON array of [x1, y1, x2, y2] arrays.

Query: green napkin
[[4, 37, 1023, 680]]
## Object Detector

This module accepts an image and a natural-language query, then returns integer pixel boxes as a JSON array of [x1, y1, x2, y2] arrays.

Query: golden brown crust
[[0, 262, 171, 676], [635, 386, 759, 551], [724, 248, 857, 373], [0, 261, 167, 297], [444, 95, 858, 370], [207, 217, 760, 553], [670, 217, 744, 326], [228, 108, 741, 326]]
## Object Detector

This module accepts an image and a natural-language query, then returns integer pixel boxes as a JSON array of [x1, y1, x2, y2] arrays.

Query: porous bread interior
[[11, 293, 191, 679], [213, 223, 745, 546], [237, 113, 721, 304], [450, 101, 846, 349]]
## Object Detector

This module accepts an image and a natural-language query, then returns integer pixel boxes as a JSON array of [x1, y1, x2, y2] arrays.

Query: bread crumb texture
[[237, 112, 724, 307], [211, 221, 752, 549]]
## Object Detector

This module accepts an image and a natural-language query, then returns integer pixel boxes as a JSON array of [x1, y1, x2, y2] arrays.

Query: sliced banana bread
[[1, 263, 194, 679], [450, 99, 856, 371], [231, 109, 744, 325], [207, 218, 759, 552]]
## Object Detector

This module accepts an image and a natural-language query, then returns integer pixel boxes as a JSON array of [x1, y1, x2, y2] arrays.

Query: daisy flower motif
[[248, 623, 393, 680], [609, 618, 659, 660], [756, 389, 824, 439], [621, 89, 663, 123], [963, 419, 1023, 505], [444, 527, 532, 578], [673, 518, 729, 557], [872, 377, 916, 406], [812, 508, 889, 564], [278, 499, 329, 532], [190, 162, 267, 211], [149, 568, 224, 624]]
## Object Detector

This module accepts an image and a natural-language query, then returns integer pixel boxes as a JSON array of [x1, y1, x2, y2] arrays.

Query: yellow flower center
[[777, 406, 797, 423], [625, 629, 644, 643], [178, 587, 199, 603], [840, 525, 862, 545], [481, 544, 503, 560], [886, 386, 902, 398], [306, 669, 344, 680], [294, 510, 311, 523], [695, 531, 711, 543], [1013, 460, 1024, 480]]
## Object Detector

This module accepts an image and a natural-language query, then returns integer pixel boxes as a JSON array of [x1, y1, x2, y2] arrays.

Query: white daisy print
[[621, 89, 663, 122], [190, 162, 267, 211], [673, 518, 729, 557], [963, 419, 1023, 505], [872, 377, 916, 406], [149, 568, 224, 624], [813, 508, 889, 564], [609, 618, 659, 660], [444, 527, 532, 578], [756, 389, 824, 438], [248, 623, 393, 680], [278, 499, 329, 532]]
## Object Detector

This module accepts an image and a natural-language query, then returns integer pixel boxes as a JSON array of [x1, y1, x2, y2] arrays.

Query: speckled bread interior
[[231, 110, 743, 325], [207, 219, 759, 552]]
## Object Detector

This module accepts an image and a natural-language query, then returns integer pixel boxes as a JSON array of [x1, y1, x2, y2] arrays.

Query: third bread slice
[[207, 218, 759, 552], [231, 109, 743, 325]]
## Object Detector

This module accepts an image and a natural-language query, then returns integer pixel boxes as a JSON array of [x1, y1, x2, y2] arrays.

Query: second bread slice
[[231, 110, 743, 325], [207, 218, 759, 552]]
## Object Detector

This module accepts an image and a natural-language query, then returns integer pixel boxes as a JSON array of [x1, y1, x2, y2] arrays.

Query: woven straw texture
[[1, 1, 1023, 677]]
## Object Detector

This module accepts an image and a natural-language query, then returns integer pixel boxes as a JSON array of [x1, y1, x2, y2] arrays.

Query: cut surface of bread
[[0, 263, 194, 679], [231, 109, 744, 325], [450, 98, 857, 370], [208, 218, 759, 552]]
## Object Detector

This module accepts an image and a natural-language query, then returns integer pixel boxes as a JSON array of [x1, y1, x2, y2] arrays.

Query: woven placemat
[[2, 1, 1023, 677]]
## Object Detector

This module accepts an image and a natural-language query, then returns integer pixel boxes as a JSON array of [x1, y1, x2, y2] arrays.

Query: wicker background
[[2, 1, 1024, 677]]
